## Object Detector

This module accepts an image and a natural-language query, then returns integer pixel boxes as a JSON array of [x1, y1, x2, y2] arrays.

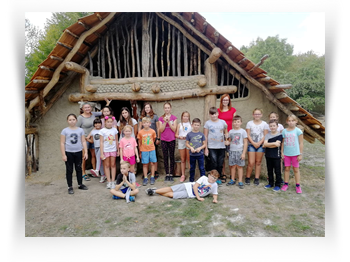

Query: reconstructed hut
[[25, 12, 325, 176]]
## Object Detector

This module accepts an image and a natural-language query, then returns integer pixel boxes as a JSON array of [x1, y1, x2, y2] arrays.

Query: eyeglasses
[[209, 175, 217, 180], [222, 99, 230, 102]]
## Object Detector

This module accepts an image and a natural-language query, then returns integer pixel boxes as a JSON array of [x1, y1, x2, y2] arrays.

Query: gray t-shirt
[[186, 131, 206, 156], [61, 127, 85, 153], [77, 112, 102, 136], [229, 128, 248, 151], [90, 129, 101, 148], [204, 119, 227, 149], [116, 172, 136, 190]]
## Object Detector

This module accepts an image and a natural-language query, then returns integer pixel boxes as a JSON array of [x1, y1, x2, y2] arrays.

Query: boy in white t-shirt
[[145, 170, 219, 203]]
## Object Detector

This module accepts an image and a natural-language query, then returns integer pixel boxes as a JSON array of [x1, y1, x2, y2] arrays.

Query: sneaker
[[99, 175, 106, 183], [68, 187, 74, 194], [165, 175, 169, 182], [145, 188, 156, 196], [150, 176, 155, 185], [111, 181, 116, 189], [254, 178, 259, 186], [169, 176, 174, 182], [129, 196, 135, 202], [90, 169, 100, 177], [78, 184, 88, 190], [245, 178, 250, 185], [238, 182, 244, 189], [216, 179, 222, 186], [154, 171, 159, 180], [106, 182, 112, 189], [112, 195, 121, 200], [273, 186, 280, 192], [143, 177, 149, 186], [296, 186, 302, 194], [281, 184, 289, 191], [226, 179, 236, 186], [264, 184, 273, 189]]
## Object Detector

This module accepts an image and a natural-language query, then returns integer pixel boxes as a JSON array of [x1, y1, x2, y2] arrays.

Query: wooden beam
[[57, 42, 85, 57], [247, 54, 269, 73], [25, 127, 37, 135], [208, 47, 222, 64], [303, 132, 315, 143], [28, 12, 116, 111], [204, 58, 218, 123], [68, 85, 237, 102], [256, 76, 271, 82], [214, 31, 220, 44], [274, 92, 289, 100], [32, 79, 49, 84], [64, 62, 88, 74], [50, 55, 64, 62], [268, 84, 293, 90], [202, 22, 208, 34], [311, 124, 321, 129], [226, 46, 233, 54], [285, 103, 299, 111]]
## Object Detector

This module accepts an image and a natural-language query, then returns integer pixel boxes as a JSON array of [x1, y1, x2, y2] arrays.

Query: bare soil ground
[[25, 137, 325, 237]]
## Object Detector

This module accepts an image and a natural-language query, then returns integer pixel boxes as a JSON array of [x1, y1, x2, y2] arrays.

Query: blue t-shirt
[[186, 131, 206, 156], [61, 127, 85, 153], [282, 127, 303, 156]]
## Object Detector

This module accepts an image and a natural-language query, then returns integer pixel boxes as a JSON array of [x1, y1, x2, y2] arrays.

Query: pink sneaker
[[281, 184, 289, 191], [90, 169, 100, 177], [296, 186, 302, 194]]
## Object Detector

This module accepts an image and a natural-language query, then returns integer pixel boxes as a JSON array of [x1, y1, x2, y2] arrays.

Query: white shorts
[[178, 139, 189, 150]]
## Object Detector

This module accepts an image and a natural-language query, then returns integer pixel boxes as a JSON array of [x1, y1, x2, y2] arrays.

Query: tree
[[25, 12, 92, 86], [241, 36, 325, 113]]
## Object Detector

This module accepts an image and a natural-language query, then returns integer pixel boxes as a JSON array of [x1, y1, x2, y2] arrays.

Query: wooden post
[[121, 26, 127, 78], [97, 38, 101, 76], [134, 14, 141, 77], [161, 19, 165, 77], [149, 13, 153, 77], [154, 15, 159, 77], [125, 22, 131, 78], [204, 58, 218, 122], [183, 34, 188, 76], [106, 32, 112, 78], [110, 29, 117, 78], [167, 23, 171, 76], [208, 47, 222, 64], [116, 28, 122, 78], [88, 51, 93, 76], [130, 27, 135, 77], [101, 34, 106, 78], [172, 26, 176, 76], [177, 29, 181, 76], [142, 13, 150, 77]]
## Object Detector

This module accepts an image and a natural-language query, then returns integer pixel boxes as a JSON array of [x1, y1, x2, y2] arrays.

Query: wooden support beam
[[64, 62, 88, 74], [65, 29, 92, 47], [256, 76, 271, 82], [57, 42, 85, 57], [285, 103, 299, 111], [214, 31, 220, 44], [274, 92, 288, 100], [32, 79, 49, 84], [268, 84, 293, 90], [247, 54, 269, 73], [68, 84, 237, 102], [50, 55, 64, 62], [311, 124, 321, 129], [303, 132, 315, 143], [226, 46, 233, 54], [202, 22, 208, 34], [78, 21, 102, 37], [295, 112, 307, 118], [204, 58, 218, 122], [208, 47, 222, 64], [25, 127, 37, 135]]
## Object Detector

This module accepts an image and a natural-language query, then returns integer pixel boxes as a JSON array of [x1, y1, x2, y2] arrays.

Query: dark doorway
[[100, 100, 133, 121]]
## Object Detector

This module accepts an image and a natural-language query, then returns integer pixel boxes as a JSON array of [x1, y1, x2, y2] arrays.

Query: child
[[60, 114, 89, 194], [100, 105, 118, 128], [268, 112, 284, 133], [110, 161, 139, 203], [175, 111, 192, 182], [226, 115, 248, 189], [146, 169, 219, 203], [119, 125, 140, 174], [159, 102, 177, 181], [281, 115, 304, 193], [245, 108, 269, 186], [86, 119, 105, 182], [138, 102, 160, 179], [99, 116, 119, 189], [263, 120, 283, 192], [204, 107, 228, 185], [137, 117, 157, 186], [117, 107, 138, 140], [185, 118, 206, 182]]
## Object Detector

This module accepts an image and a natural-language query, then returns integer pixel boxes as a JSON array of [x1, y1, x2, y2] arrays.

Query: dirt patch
[[25, 139, 325, 237]]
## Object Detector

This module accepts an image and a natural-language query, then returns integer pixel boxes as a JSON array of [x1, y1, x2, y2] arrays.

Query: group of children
[[60, 101, 304, 202]]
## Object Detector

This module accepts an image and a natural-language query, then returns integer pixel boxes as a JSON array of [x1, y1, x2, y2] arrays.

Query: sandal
[[220, 174, 227, 183], [180, 175, 185, 182], [83, 174, 91, 181]]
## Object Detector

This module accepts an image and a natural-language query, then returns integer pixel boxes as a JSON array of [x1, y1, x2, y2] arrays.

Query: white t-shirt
[[184, 176, 218, 198], [204, 119, 227, 149], [117, 118, 138, 140], [178, 122, 192, 137], [99, 127, 119, 152], [90, 129, 102, 148], [246, 120, 269, 145]]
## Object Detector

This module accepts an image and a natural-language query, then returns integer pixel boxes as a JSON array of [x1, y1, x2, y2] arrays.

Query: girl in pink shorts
[[119, 125, 140, 174], [99, 116, 119, 189], [281, 114, 304, 194]]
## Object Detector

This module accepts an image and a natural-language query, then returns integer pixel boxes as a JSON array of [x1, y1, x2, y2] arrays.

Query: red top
[[218, 107, 236, 132]]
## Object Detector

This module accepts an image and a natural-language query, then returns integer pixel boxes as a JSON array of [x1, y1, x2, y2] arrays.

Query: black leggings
[[161, 140, 176, 175], [65, 151, 83, 187], [266, 157, 282, 187]]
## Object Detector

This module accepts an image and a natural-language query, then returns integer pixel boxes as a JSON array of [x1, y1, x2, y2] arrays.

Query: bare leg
[[150, 162, 155, 176], [104, 157, 111, 182], [284, 166, 291, 183], [254, 152, 264, 179], [89, 148, 96, 170], [246, 152, 256, 178], [155, 187, 174, 198], [293, 167, 301, 184], [143, 164, 148, 178], [237, 166, 243, 183], [179, 148, 186, 176], [110, 156, 116, 181], [110, 188, 139, 198], [82, 149, 87, 174], [185, 149, 190, 170], [230, 165, 237, 181]]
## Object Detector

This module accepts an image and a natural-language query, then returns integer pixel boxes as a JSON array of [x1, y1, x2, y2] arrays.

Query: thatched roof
[[24, 12, 325, 144]]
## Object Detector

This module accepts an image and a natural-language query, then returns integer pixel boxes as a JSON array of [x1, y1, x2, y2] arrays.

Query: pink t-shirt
[[159, 114, 177, 141], [218, 107, 236, 132], [119, 137, 137, 158]]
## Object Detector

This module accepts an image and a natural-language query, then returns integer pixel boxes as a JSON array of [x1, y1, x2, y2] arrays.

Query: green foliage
[[241, 36, 325, 113], [25, 12, 92, 86]]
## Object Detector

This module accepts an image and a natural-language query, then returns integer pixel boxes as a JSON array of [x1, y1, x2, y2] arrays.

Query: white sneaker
[[111, 181, 116, 189], [90, 169, 100, 177], [100, 175, 106, 183], [106, 181, 112, 189]]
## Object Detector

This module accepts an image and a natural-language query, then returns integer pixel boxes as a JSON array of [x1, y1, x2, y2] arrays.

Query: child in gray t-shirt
[[60, 114, 89, 194]]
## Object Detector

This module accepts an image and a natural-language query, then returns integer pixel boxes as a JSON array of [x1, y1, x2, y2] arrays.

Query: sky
[[25, 12, 325, 56]]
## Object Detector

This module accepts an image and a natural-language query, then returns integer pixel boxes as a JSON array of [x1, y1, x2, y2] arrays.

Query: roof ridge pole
[[27, 12, 116, 111]]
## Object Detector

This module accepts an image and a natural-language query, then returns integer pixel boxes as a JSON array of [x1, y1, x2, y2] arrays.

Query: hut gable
[[25, 12, 325, 146]]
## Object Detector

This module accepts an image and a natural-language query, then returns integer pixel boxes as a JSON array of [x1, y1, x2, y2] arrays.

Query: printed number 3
[[70, 133, 78, 144]]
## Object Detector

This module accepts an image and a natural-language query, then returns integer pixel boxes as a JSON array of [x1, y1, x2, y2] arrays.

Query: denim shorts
[[86, 140, 95, 149], [141, 150, 157, 164], [247, 144, 265, 153]]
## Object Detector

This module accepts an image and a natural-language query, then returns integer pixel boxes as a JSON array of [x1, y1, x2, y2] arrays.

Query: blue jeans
[[189, 154, 205, 182], [208, 148, 226, 177]]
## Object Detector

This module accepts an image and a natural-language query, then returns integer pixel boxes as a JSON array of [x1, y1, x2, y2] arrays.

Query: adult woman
[[77, 99, 111, 181], [217, 94, 236, 182]]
